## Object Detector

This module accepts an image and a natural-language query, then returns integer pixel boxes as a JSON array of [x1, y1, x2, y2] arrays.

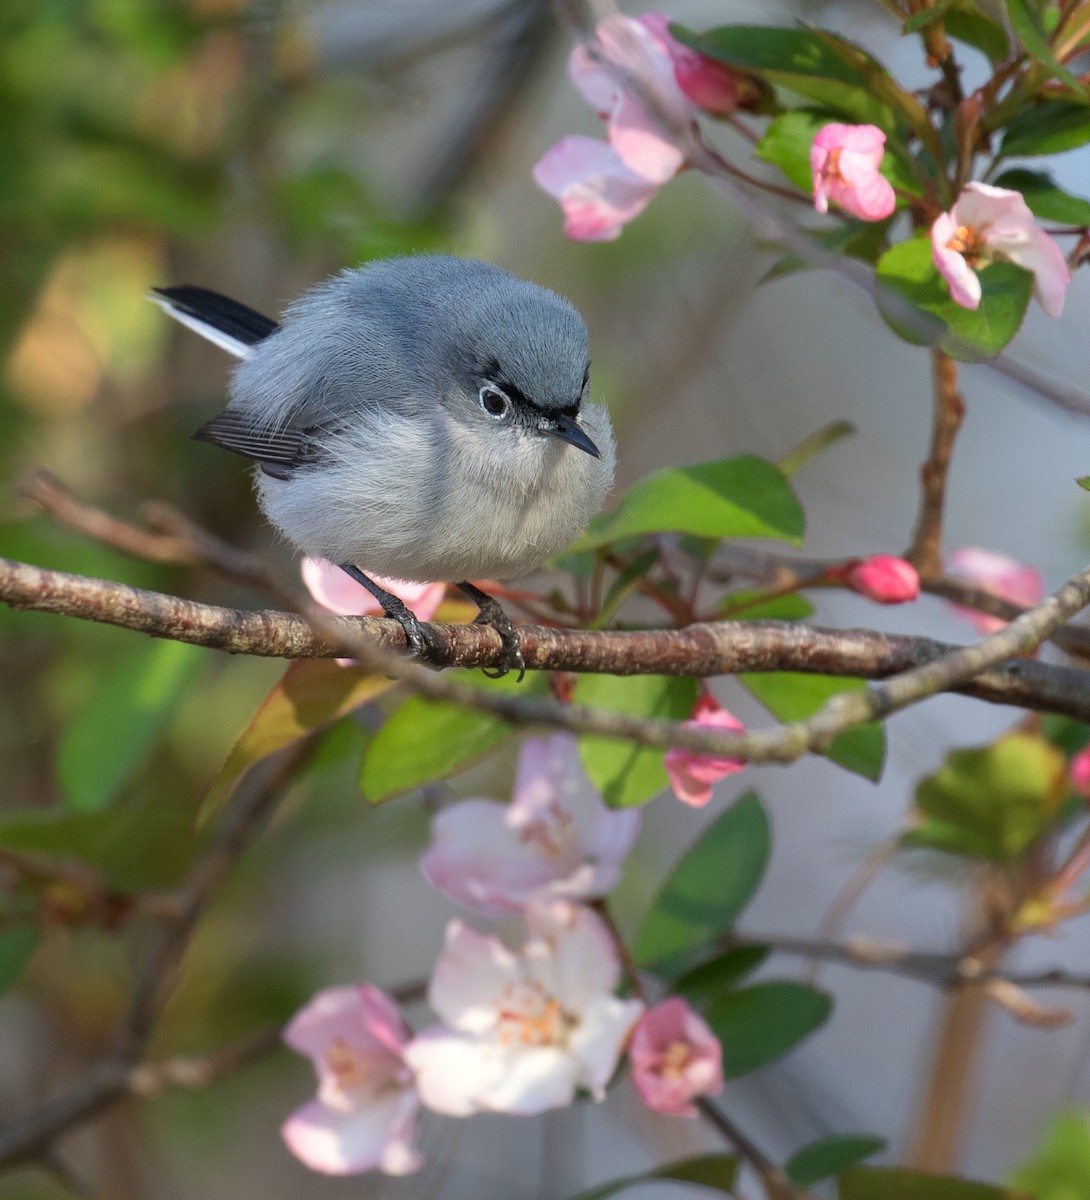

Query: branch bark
[[6, 557, 1090, 725]]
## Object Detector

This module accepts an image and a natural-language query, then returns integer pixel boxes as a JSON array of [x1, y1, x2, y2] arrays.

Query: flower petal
[[281, 1093, 421, 1176]]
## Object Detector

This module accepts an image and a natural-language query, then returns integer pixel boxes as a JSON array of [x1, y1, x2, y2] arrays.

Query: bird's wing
[[149, 286, 279, 359], [193, 411, 325, 480]]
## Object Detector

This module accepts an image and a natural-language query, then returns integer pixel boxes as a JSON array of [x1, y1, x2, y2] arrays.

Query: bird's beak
[[543, 412, 601, 459]]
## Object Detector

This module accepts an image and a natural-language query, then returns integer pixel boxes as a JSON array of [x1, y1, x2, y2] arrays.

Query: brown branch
[[6, 557, 1090, 725], [908, 350, 966, 580]]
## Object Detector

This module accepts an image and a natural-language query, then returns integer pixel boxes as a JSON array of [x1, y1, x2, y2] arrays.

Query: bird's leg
[[338, 564, 433, 660], [457, 581, 526, 682]]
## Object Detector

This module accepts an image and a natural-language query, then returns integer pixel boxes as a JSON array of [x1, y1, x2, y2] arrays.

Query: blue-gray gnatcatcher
[[151, 255, 616, 675]]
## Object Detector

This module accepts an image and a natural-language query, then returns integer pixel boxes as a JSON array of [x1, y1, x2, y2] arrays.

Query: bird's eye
[[479, 385, 510, 418]]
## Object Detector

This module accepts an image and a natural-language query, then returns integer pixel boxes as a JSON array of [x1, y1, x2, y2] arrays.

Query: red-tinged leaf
[[200, 660, 392, 823]]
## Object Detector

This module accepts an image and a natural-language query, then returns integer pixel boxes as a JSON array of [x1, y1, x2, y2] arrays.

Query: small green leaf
[[576, 675, 698, 808], [201, 661, 392, 823], [876, 235, 1033, 362], [756, 109, 831, 192], [576, 456, 805, 550], [777, 420, 856, 477], [910, 733, 1068, 862], [569, 1155, 738, 1200], [999, 101, 1090, 158], [708, 980, 832, 1078], [674, 945, 770, 1006], [786, 1135, 885, 1186], [993, 169, 1090, 224], [840, 1166, 1014, 1199], [1011, 1109, 1090, 1199], [740, 674, 885, 782], [58, 639, 204, 812], [635, 792, 770, 966], [944, 9, 1009, 64], [718, 592, 815, 620], [1004, 0, 1088, 96], [361, 671, 548, 803], [1078, 476, 1090, 492], [0, 929, 39, 996]]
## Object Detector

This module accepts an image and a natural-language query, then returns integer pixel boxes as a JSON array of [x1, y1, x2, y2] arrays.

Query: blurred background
[[3, 0, 1090, 1197]]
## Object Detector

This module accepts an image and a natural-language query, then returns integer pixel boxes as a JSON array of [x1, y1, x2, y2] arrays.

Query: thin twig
[[907, 349, 966, 580]]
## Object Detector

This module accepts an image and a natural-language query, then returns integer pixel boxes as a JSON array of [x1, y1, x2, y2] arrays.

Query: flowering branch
[[6, 558, 1090, 727]]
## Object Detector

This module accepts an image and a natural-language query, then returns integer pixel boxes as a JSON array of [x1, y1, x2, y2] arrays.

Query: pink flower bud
[[842, 555, 920, 605], [1070, 746, 1090, 800], [629, 997, 724, 1116], [664, 694, 745, 808], [672, 49, 740, 115]]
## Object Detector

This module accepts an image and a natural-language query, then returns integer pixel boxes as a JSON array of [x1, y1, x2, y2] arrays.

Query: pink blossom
[[841, 555, 920, 604], [664, 694, 746, 808], [931, 183, 1070, 317], [629, 997, 724, 1116], [404, 902, 643, 1117], [638, 12, 748, 116], [281, 984, 421, 1176], [533, 136, 664, 242], [421, 734, 640, 917], [1070, 746, 1090, 800], [810, 124, 896, 221], [534, 13, 696, 240], [301, 558, 446, 622], [945, 547, 1044, 635]]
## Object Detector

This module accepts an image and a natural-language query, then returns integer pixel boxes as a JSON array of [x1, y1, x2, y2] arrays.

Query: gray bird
[[151, 255, 616, 675]]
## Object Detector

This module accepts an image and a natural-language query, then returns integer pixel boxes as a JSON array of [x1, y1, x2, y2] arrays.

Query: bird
[[150, 254, 616, 676]]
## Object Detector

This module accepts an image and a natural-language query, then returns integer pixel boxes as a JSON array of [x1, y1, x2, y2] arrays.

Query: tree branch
[[6, 557, 1090, 726]]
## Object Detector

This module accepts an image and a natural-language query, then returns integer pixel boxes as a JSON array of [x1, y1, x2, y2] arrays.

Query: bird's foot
[[458, 582, 526, 682], [337, 563, 435, 663]]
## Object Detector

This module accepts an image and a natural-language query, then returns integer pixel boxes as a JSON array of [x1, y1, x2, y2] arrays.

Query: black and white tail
[[148, 285, 279, 360]]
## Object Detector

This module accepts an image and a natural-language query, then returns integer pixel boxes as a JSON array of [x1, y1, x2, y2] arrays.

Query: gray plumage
[[161, 255, 615, 586]]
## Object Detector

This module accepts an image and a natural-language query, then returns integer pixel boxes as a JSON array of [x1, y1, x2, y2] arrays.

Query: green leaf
[[576, 675, 698, 808], [0, 929, 39, 996], [361, 671, 548, 803], [778, 420, 856, 477], [993, 168, 1090, 224], [569, 1155, 737, 1200], [944, 9, 1010, 65], [1004, 0, 1088, 96], [1011, 1109, 1090, 1200], [786, 1135, 885, 1186], [672, 23, 897, 129], [999, 101, 1090, 158], [0, 794, 202, 892], [1078, 476, 1090, 492], [58, 639, 204, 812], [740, 674, 885, 782], [808, 26, 942, 159], [756, 109, 832, 192], [840, 1166, 1014, 1199], [635, 792, 770, 965], [201, 661, 392, 823], [876, 235, 1033, 362], [718, 591, 814, 620], [575, 456, 805, 550], [707, 980, 832, 1078], [674, 945, 770, 1006], [909, 733, 1068, 862]]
